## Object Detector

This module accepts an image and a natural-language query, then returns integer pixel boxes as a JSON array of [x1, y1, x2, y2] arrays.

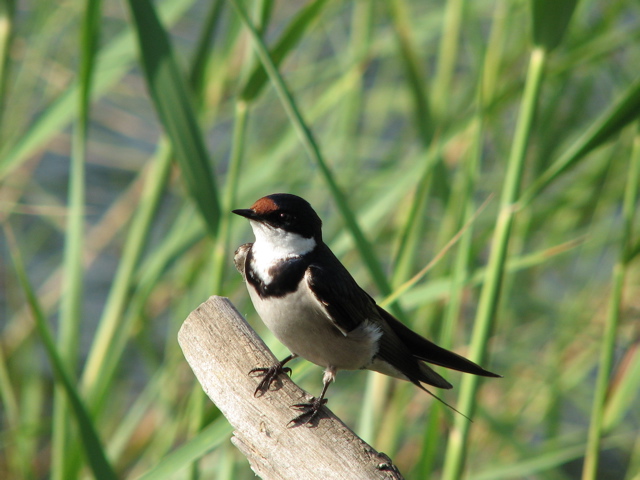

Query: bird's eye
[[278, 212, 294, 222]]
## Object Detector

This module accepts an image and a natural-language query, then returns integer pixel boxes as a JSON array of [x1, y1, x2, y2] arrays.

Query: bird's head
[[233, 193, 323, 245]]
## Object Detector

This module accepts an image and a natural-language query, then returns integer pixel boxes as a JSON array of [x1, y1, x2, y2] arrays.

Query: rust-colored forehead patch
[[250, 196, 278, 214]]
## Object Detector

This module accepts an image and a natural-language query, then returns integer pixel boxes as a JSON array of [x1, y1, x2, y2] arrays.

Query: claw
[[250, 366, 292, 376], [248, 355, 295, 397], [287, 397, 328, 427]]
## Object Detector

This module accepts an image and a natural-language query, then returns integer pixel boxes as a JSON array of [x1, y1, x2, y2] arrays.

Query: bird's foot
[[287, 397, 328, 428], [249, 364, 292, 397]]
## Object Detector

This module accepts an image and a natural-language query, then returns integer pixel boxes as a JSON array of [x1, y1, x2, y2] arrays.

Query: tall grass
[[1, 1, 639, 479]]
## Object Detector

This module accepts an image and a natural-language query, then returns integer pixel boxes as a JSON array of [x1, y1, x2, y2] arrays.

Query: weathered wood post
[[178, 295, 404, 480]]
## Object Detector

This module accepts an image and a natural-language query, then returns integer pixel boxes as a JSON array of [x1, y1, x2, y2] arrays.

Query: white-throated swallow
[[233, 193, 500, 426]]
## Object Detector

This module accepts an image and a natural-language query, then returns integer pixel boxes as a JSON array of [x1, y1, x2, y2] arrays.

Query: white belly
[[247, 282, 380, 370]]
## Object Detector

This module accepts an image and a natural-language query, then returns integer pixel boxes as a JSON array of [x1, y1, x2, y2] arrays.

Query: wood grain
[[178, 295, 404, 480]]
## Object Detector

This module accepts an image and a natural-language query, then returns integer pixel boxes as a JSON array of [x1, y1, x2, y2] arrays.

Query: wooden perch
[[178, 295, 404, 480]]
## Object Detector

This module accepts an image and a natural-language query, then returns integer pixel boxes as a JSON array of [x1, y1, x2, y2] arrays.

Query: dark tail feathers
[[377, 306, 501, 378]]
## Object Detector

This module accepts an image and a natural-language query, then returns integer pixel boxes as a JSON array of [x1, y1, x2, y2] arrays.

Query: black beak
[[232, 208, 258, 219]]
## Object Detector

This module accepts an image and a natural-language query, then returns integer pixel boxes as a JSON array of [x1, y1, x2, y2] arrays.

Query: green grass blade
[[399, 236, 584, 309], [0, 340, 29, 477], [442, 47, 547, 480], [419, 115, 484, 477], [603, 343, 640, 432], [390, 149, 437, 287], [382, 194, 493, 309], [126, 0, 220, 235], [209, 103, 247, 295], [80, 143, 173, 407], [472, 442, 590, 480], [388, 0, 432, 142], [431, 0, 464, 119], [0, 0, 197, 180], [185, 43, 253, 480], [240, 0, 329, 102], [0, 0, 15, 135], [531, 0, 578, 52], [582, 125, 640, 480], [188, 0, 224, 97], [6, 227, 117, 480], [135, 419, 233, 480], [80, 0, 225, 414], [521, 76, 640, 206], [51, 0, 101, 478], [228, 0, 406, 320]]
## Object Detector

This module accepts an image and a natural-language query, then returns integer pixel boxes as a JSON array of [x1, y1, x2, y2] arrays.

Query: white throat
[[249, 220, 316, 283]]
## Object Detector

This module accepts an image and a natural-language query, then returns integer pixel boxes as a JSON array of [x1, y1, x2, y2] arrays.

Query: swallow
[[233, 193, 499, 426]]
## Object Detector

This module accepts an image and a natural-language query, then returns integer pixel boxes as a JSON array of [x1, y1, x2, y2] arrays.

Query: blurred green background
[[1, 0, 639, 478]]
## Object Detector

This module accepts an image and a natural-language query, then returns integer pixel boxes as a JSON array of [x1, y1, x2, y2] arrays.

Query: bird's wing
[[234, 243, 252, 280], [305, 262, 377, 336], [304, 248, 451, 385]]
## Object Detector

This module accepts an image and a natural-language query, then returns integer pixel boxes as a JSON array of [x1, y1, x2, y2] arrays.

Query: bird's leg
[[249, 354, 296, 397], [288, 367, 335, 427]]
